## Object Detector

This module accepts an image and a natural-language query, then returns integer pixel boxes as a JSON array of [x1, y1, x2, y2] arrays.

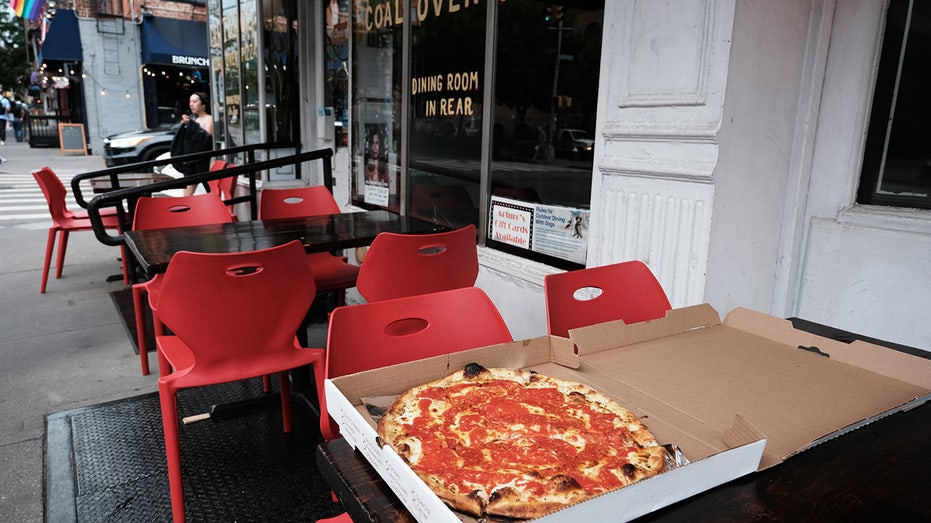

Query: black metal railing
[[27, 115, 74, 148], [71, 141, 307, 210], [85, 146, 334, 247]]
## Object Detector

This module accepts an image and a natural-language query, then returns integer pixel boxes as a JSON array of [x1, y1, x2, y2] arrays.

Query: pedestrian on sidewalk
[[170, 92, 214, 196], [0, 91, 10, 146], [0, 92, 9, 163], [11, 96, 27, 143]]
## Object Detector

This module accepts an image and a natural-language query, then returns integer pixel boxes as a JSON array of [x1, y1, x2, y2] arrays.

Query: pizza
[[376, 362, 667, 519]]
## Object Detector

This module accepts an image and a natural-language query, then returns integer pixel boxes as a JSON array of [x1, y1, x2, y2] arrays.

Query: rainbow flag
[[10, 0, 47, 22]]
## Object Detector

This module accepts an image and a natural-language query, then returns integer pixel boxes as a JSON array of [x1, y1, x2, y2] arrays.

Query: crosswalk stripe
[[0, 214, 50, 221], [0, 172, 80, 221]]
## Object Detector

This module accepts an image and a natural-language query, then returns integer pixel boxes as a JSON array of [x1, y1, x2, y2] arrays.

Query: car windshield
[[568, 130, 591, 141]]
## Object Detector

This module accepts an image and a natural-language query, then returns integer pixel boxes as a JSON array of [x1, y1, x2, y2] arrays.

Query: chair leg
[[336, 289, 346, 307], [279, 371, 292, 433], [120, 245, 130, 285], [154, 317, 172, 376], [158, 385, 186, 523], [132, 284, 150, 375], [157, 348, 171, 377], [40, 227, 56, 293], [55, 230, 70, 279], [262, 375, 271, 393]]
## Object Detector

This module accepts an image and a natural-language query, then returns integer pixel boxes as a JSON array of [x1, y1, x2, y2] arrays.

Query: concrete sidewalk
[[0, 139, 159, 522]]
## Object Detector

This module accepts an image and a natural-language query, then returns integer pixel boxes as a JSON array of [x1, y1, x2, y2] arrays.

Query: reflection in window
[[351, 1, 402, 212], [407, 1, 487, 228], [263, 0, 299, 144], [239, 0, 260, 147], [347, 1, 604, 268], [858, 0, 931, 209], [487, 1, 602, 268], [324, 0, 350, 148], [208, 0, 225, 146], [221, 0, 241, 148], [490, 0, 601, 209]]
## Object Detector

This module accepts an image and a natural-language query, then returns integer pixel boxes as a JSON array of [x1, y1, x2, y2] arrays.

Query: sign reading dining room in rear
[[489, 196, 589, 265]]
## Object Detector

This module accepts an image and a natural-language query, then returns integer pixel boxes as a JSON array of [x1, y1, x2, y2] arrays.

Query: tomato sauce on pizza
[[377, 363, 667, 519]]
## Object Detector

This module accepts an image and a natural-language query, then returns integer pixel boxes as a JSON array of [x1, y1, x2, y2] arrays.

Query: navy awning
[[40, 9, 83, 62], [140, 17, 209, 67]]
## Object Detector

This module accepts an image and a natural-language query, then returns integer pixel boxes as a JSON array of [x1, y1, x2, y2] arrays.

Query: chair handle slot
[[385, 317, 429, 336], [226, 264, 264, 276]]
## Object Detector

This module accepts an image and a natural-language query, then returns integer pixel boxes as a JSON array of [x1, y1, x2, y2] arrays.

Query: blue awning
[[40, 9, 83, 62], [140, 17, 209, 67]]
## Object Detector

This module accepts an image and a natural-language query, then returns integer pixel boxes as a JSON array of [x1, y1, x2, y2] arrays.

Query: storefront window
[[208, 0, 226, 145], [349, 1, 603, 267], [263, 0, 299, 143], [325, 0, 350, 148], [239, 0, 261, 147], [351, 0, 403, 212], [213, 0, 297, 153], [221, 0, 241, 147], [407, 0, 487, 228], [487, 1, 601, 267], [858, 0, 931, 210]]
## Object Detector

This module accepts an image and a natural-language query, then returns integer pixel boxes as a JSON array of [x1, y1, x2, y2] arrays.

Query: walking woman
[[170, 92, 214, 196]]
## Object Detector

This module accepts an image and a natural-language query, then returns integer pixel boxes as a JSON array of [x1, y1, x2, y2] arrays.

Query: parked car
[[102, 123, 180, 167], [555, 128, 594, 160]]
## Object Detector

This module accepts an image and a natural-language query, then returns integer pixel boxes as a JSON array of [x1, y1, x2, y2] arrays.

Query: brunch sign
[[359, 0, 482, 31]]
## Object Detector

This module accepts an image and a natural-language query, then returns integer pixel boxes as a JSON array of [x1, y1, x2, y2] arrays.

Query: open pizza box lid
[[325, 304, 931, 522]]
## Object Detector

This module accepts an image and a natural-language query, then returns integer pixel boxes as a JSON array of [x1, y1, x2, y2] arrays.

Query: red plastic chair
[[153, 240, 324, 523], [544, 260, 672, 338], [355, 224, 478, 302], [131, 194, 235, 375], [32, 167, 127, 293], [313, 287, 511, 523], [206, 160, 238, 219], [258, 186, 359, 305], [320, 286, 512, 441]]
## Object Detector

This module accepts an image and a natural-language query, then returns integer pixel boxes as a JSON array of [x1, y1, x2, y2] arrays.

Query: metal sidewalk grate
[[47, 380, 344, 522]]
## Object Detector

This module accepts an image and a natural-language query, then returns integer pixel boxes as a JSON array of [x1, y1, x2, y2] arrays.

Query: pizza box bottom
[[325, 304, 931, 522]]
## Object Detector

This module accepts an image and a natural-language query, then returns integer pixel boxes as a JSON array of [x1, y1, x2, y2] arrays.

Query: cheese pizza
[[376, 362, 667, 519]]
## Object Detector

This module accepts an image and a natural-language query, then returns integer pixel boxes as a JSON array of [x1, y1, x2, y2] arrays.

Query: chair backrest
[[544, 260, 672, 338], [132, 193, 235, 231], [355, 224, 479, 302], [258, 185, 341, 219], [154, 240, 316, 367], [207, 160, 238, 202], [32, 167, 70, 223], [322, 286, 512, 440]]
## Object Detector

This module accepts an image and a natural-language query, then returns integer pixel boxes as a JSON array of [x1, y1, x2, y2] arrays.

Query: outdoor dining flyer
[[489, 196, 589, 264]]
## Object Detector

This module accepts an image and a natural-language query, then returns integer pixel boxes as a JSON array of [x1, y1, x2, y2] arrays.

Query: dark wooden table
[[316, 322, 931, 522], [89, 172, 175, 193], [123, 210, 445, 277]]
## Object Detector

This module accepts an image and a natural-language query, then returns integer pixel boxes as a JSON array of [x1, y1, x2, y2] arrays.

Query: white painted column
[[590, 0, 735, 307]]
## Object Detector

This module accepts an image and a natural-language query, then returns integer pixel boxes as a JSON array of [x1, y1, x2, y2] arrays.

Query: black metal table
[[123, 210, 444, 278]]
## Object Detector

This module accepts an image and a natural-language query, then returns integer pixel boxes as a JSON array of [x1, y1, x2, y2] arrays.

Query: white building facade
[[466, 0, 930, 350]]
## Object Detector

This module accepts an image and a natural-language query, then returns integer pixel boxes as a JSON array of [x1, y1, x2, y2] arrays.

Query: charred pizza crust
[[377, 363, 666, 519]]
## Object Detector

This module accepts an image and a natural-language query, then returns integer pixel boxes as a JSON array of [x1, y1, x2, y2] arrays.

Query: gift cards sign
[[489, 196, 589, 265]]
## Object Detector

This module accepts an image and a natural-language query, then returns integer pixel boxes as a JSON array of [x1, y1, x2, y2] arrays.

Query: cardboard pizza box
[[325, 304, 931, 522]]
